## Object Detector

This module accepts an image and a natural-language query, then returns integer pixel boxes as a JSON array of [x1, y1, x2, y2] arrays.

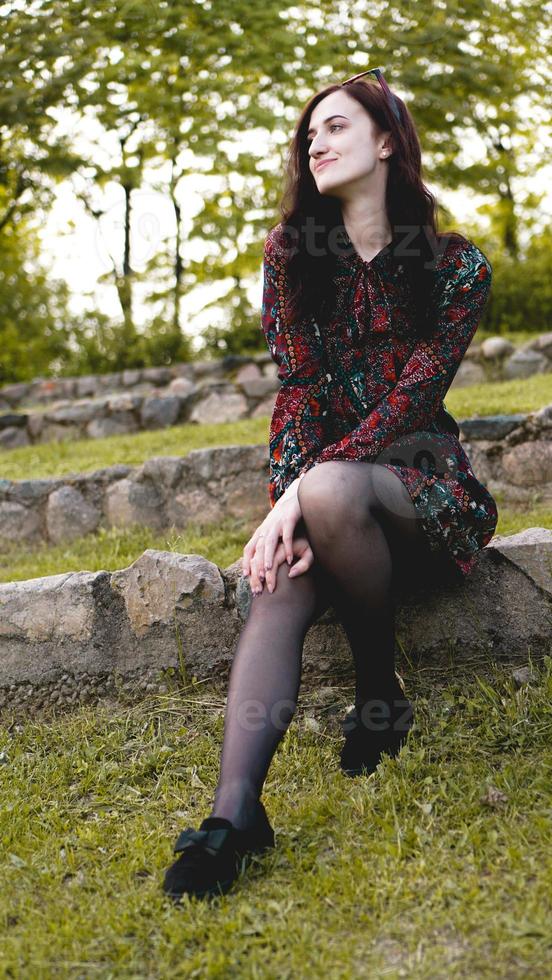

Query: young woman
[[162, 68, 498, 902]]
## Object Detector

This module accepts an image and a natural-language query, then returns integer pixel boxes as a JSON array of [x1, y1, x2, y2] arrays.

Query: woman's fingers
[[264, 541, 288, 594], [266, 510, 301, 571], [289, 559, 308, 578], [242, 526, 266, 577], [249, 552, 264, 596], [264, 537, 314, 593], [261, 527, 282, 574], [254, 535, 300, 596], [244, 499, 303, 589], [288, 543, 315, 579], [281, 524, 295, 566], [242, 537, 259, 574], [245, 498, 302, 578]]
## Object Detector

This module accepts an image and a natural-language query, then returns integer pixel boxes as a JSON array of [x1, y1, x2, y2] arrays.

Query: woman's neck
[[340, 202, 392, 263]]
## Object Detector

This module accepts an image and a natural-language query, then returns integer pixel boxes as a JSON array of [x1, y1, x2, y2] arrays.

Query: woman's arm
[[293, 241, 492, 472], [260, 228, 330, 507]]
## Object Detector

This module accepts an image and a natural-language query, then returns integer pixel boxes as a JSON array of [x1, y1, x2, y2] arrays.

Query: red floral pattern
[[260, 223, 499, 578]]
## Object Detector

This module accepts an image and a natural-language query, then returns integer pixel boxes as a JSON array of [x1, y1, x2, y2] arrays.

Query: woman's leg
[[296, 460, 432, 720], [210, 556, 332, 830]]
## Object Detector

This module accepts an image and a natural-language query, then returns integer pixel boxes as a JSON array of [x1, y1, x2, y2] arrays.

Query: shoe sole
[[341, 765, 375, 778], [165, 877, 235, 901]]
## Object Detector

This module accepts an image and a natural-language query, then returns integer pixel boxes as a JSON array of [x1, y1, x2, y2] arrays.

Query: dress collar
[[334, 227, 401, 273]]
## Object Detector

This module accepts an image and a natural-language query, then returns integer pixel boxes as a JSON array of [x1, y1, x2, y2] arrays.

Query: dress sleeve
[[296, 241, 492, 471], [260, 229, 331, 507]]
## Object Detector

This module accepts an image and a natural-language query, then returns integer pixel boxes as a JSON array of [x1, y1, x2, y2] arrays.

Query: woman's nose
[[310, 136, 329, 157]]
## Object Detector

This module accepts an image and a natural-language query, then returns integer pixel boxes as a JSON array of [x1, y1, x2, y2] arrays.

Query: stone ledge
[[1, 530, 551, 716], [486, 527, 552, 596]]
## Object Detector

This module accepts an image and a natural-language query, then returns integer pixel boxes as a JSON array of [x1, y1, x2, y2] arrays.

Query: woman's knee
[[297, 461, 377, 531]]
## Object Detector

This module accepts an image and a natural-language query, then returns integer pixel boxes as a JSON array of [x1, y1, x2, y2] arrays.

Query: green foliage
[[138, 314, 195, 367], [60, 312, 195, 376], [201, 299, 264, 359], [0, 219, 73, 384], [479, 227, 552, 335]]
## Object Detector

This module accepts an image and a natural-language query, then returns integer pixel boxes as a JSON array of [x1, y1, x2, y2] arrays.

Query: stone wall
[[460, 403, 552, 503], [0, 530, 551, 716], [0, 445, 268, 546], [461, 332, 552, 386], [0, 357, 262, 409], [1, 405, 551, 548], [0, 356, 279, 451], [1, 331, 551, 451]]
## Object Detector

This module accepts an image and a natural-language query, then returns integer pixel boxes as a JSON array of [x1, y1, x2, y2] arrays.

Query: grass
[[1, 372, 551, 482], [445, 371, 552, 419], [475, 328, 542, 347], [0, 654, 550, 978], [491, 494, 552, 537], [0, 518, 253, 584], [0, 416, 270, 482]]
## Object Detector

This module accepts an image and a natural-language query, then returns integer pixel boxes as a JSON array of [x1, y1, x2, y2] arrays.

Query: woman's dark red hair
[[272, 79, 467, 340]]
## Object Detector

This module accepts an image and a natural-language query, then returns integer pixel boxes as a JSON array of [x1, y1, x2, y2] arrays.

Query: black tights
[[210, 461, 437, 829]]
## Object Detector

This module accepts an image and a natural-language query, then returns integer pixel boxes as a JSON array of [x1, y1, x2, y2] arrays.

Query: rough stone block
[[46, 486, 101, 544]]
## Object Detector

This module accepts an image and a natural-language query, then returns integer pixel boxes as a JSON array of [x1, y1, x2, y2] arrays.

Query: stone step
[[0, 530, 551, 716]]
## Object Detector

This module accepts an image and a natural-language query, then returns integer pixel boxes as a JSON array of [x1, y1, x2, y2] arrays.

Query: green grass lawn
[[446, 370, 552, 419], [0, 417, 270, 481], [0, 654, 550, 978], [475, 328, 544, 347], [1, 371, 551, 482], [0, 518, 253, 584]]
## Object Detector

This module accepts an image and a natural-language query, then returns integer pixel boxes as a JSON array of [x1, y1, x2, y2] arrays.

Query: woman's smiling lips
[[315, 159, 337, 172]]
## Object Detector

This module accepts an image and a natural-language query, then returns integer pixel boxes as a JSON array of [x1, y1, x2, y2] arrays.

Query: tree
[[1, 0, 549, 374], [0, 215, 74, 383]]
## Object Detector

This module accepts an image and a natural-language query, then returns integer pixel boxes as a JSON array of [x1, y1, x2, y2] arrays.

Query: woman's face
[[306, 90, 392, 199]]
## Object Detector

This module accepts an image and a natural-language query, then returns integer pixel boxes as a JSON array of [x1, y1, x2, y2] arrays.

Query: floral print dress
[[260, 222, 499, 580]]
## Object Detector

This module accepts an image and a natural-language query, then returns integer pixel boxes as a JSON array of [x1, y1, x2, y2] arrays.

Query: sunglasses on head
[[341, 66, 402, 125]]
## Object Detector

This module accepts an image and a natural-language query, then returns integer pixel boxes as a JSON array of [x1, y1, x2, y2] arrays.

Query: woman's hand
[[248, 535, 315, 595], [243, 477, 316, 593], [242, 490, 302, 585]]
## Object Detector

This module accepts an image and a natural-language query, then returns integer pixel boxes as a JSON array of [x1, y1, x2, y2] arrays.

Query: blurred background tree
[[0, 0, 550, 381]]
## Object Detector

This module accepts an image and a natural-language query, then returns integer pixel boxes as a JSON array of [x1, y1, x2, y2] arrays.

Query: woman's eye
[[307, 124, 342, 147]]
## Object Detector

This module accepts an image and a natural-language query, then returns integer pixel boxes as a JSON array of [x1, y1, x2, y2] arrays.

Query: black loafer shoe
[[340, 697, 414, 777], [162, 800, 275, 901]]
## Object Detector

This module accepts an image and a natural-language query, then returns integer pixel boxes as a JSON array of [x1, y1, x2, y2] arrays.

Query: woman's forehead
[[308, 90, 360, 128]]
